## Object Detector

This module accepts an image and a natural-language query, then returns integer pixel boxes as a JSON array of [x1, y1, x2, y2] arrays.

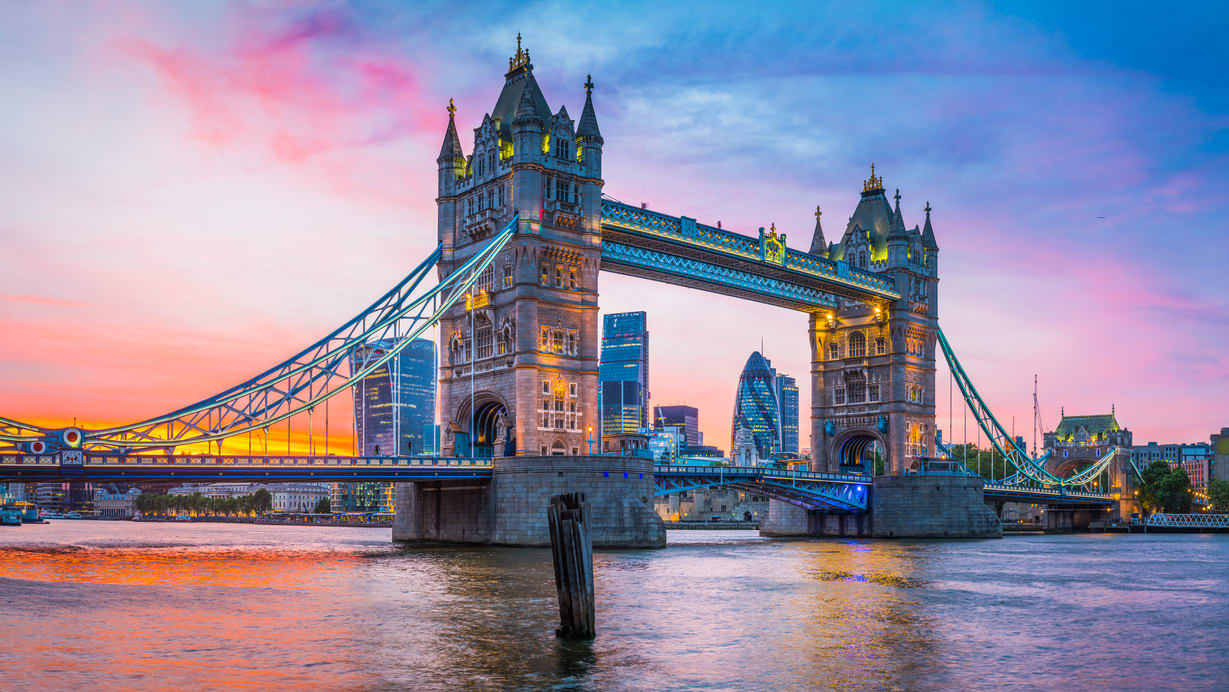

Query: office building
[[599, 312, 649, 452], [731, 351, 780, 459], [775, 373, 799, 455]]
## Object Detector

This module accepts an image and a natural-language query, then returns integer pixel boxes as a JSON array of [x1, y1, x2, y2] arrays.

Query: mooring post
[[547, 492, 594, 639]]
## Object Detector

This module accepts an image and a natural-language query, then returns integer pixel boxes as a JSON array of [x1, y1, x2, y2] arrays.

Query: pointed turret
[[892, 188, 906, 232], [513, 79, 544, 126], [921, 201, 938, 249], [438, 98, 463, 162], [577, 74, 603, 144], [809, 205, 827, 256]]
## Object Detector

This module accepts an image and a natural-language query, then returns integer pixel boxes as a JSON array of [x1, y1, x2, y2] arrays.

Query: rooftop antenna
[[1032, 374, 1038, 456]]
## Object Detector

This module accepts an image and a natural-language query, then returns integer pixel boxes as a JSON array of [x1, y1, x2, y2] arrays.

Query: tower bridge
[[0, 39, 1129, 544]]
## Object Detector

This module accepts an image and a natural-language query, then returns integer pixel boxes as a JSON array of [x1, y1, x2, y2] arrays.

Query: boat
[[66, 511, 83, 519], [42, 510, 65, 520], [0, 506, 22, 526], [10, 502, 44, 523], [174, 514, 191, 522]]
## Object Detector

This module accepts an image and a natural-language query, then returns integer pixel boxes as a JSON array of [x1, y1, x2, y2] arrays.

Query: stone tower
[[436, 37, 604, 457], [807, 167, 939, 474]]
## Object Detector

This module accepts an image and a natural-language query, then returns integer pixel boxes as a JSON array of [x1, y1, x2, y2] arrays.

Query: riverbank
[[664, 520, 759, 530]]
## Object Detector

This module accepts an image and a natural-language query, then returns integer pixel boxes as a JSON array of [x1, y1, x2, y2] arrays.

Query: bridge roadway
[[0, 454, 1115, 511]]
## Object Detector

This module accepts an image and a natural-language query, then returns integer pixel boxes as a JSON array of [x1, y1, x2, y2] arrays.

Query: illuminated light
[[465, 289, 489, 311], [541, 133, 550, 154]]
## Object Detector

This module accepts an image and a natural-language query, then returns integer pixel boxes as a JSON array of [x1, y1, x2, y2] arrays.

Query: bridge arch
[[454, 392, 512, 458], [829, 428, 887, 476]]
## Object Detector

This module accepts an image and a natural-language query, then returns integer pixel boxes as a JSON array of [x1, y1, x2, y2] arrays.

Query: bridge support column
[[393, 456, 665, 548], [870, 475, 1001, 538]]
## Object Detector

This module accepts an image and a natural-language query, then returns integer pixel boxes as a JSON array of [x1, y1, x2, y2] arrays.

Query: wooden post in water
[[547, 492, 594, 639]]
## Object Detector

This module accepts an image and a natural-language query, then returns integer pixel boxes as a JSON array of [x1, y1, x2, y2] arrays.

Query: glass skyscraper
[[653, 405, 700, 446], [732, 351, 780, 458], [775, 373, 799, 455], [337, 338, 436, 513], [599, 312, 649, 442]]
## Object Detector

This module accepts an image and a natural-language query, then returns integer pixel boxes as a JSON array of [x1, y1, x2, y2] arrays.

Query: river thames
[[0, 523, 1225, 691]]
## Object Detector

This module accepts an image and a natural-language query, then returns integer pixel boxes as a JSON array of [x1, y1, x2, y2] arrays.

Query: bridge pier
[[759, 475, 1001, 539], [393, 456, 665, 548]]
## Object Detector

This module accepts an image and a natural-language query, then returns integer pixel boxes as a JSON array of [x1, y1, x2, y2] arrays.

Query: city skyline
[[1, 3, 1226, 452]]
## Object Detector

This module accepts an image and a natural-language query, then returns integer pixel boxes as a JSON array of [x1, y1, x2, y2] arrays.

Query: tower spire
[[438, 98, 463, 161], [577, 73, 603, 143], [922, 200, 937, 249], [809, 205, 827, 256]]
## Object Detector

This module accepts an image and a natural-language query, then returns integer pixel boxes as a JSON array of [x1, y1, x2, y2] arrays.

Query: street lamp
[[586, 426, 595, 455]]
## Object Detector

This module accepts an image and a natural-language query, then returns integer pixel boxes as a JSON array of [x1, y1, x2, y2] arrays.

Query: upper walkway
[[599, 199, 900, 310]]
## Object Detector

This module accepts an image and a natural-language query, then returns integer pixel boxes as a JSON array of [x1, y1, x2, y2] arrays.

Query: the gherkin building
[[731, 351, 780, 458]]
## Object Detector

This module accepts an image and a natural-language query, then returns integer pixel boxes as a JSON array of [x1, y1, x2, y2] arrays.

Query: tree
[[313, 497, 331, 514], [1209, 478, 1229, 512], [252, 488, 273, 514], [1138, 460, 1192, 513]]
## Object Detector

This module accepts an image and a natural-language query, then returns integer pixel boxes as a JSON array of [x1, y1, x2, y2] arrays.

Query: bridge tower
[[436, 37, 604, 458], [808, 168, 939, 474]]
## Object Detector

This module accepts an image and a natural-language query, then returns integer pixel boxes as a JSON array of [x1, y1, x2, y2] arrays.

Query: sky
[[1, 0, 1227, 453]]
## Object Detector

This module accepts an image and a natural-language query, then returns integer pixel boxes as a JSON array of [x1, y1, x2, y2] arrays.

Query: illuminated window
[[540, 263, 550, 286], [569, 267, 578, 289], [552, 330, 564, 353], [555, 265, 563, 287], [828, 342, 841, 360], [849, 331, 867, 358], [476, 264, 494, 294], [540, 327, 550, 351], [502, 265, 513, 289]]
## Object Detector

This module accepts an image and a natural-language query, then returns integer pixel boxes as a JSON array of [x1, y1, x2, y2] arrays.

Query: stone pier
[[392, 455, 666, 548], [759, 474, 1001, 539]]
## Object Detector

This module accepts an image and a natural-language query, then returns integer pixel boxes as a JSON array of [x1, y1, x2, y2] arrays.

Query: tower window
[[875, 337, 886, 355], [849, 331, 867, 358], [828, 342, 842, 360]]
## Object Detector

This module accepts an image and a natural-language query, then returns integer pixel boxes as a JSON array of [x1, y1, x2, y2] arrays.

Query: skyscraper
[[775, 373, 799, 455], [351, 338, 437, 456], [653, 405, 700, 446], [338, 338, 437, 513], [731, 351, 780, 459], [599, 312, 649, 450]]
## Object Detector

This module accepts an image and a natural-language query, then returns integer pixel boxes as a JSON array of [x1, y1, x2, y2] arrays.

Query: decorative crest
[[863, 163, 884, 193], [925, 201, 932, 217], [814, 205, 822, 221], [446, 98, 456, 119], [585, 74, 594, 95], [509, 33, 530, 71], [894, 188, 901, 204]]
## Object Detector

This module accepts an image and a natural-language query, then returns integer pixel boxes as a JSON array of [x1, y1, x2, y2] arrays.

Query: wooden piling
[[547, 492, 594, 639]]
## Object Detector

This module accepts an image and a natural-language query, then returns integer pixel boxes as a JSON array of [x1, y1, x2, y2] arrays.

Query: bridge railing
[[1146, 513, 1229, 528], [983, 482, 1113, 501], [653, 464, 869, 485], [0, 453, 493, 469]]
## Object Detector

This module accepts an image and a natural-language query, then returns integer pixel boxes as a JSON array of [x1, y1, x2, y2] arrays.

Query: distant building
[[647, 426, 684, 464], [33, 482, 93, 513], [775, 373, 799, 455], [1133, 440, 1213, 489], [1213, 428, 1229, 482], [94, 488, 141, 519], [731, 351, 780, 459], [344, 337, 435, 513], [653, 405, 700, 446], [167, 482, 329, 513], [600, 312, 650, 452], [1044, 411, 1133, 477]]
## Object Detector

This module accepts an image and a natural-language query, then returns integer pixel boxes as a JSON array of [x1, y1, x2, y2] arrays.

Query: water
[[1, 523, 1226, 691]]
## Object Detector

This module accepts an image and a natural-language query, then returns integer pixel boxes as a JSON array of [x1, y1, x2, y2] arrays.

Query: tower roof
[[577, 74, 603, 143], [438, 98, 463, 161], [809, 206, 827, 255], [1054, 413, 1121, 437], [492, 38, 550, 137], [921, 201, 938, 249]]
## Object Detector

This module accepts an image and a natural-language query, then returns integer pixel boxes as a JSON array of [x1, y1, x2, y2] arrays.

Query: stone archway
[[830, 429, 888, 476], [455, 392, 512, 458]]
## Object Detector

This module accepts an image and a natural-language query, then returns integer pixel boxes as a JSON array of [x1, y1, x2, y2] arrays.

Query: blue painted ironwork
[[0, 218, 518, 453], [0, 452, 493, 482], [599, 199, 899, 307], [983, 482, 1115, 506], [653, 464, 869, 512]]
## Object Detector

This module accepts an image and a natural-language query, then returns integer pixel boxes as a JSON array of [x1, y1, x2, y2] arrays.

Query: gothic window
[[858, 251, 867, 268], [476, 264, 494, 294], [502, 264, 513, 289], [545, 175, 556, 200], [475, 318, 492, 360], [868, 375, 881, 402], [484, 188, 492, 209], [540, 263, 550, 286], [542, 381, 550, 395], [569, 267, 578, 289], [569, 383, 578, 397], [487, 151, 495, 172], [849, 331, 867, 358], [540, 327, 551, 351], [552, 330, 564, 353], [875, 337, 886, 355], [554, 265, 563, 287], [848, 377, 866, 403], [828, 342, 842, 360], [833, 386, 846, 405]]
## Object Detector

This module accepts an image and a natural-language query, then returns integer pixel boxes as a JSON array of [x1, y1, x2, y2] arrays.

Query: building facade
[[654, 405, 700, 446], [437, 38, 604, 459], [808, 170, 939, 474], [775, 373, 799, 455], [351, 337, 437, 457], [93, 487, 141, 519], [599, 311, 649, 452]]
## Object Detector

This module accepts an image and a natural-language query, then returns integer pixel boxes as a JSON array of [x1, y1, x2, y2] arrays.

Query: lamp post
[[586, 426, 595, 455]]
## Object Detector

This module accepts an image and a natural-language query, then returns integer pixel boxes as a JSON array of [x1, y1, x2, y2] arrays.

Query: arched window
[[875, 337, 886, 355], [550, 440, 566, 456], [475, 316, 492, 360], [849, 331, 867, 358], [858, 251, 867, 268], [828, 342, 841, 360]]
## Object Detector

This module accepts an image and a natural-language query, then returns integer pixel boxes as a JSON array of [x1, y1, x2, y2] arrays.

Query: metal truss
[[599, 198, 899, 304], [983, 482, 1114, 505], [0, 217, 518, 453], [653, 465, 869, 512], [937, 327, 1118, 489], [1146, 513, 1229, 528], [601, 239, 836, 309]]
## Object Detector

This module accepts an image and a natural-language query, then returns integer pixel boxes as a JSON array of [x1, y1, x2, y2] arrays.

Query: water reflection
[[0, 524, 1227, 690]]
